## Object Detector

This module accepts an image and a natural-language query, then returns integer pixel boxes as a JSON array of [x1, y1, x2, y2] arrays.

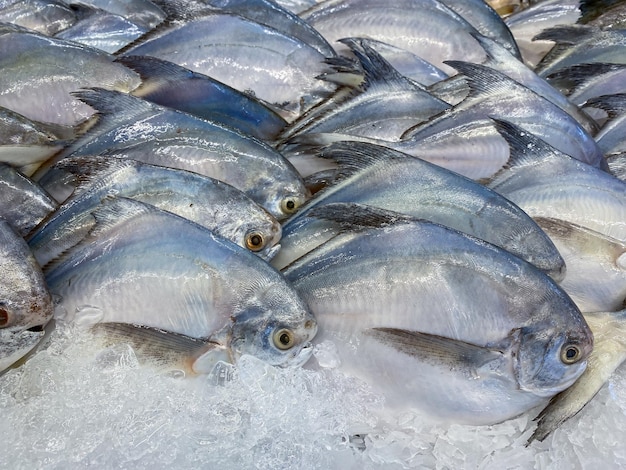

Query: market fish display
[[27, 156, 283, 267], [0, 218, 53, 373], [283, 205, 592, 424], [2, 0, 626, 457], [45, 197, 317, 370]]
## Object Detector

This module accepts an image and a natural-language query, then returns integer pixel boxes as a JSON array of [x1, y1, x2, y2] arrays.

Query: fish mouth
[[282, 341, 315, 368], [259, 243, 282, 261]]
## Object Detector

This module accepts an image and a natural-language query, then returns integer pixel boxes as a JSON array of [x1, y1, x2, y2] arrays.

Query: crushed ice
[[1, 323, 626, 469]]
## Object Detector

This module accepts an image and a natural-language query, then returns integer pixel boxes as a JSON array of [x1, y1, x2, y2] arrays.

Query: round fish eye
[[0, 308, 8, 328], [245, 232, 266, 252], [273, 328, 295, 350], [281, 197, 299, 215], [560, 344, 582, 364]]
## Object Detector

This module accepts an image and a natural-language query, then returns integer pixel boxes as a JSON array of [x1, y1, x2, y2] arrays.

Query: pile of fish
[[1, 0, 626, 457]]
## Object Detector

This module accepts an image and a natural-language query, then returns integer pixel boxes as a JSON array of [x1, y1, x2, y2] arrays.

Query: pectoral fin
[[91, 322, 232, 376]]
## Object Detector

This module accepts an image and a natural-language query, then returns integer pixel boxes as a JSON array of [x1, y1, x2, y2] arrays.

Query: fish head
[[515, 321, 594, 398], [237, 210, 283, 261], [263, 184, 310, 222], [229, 283, 318, 367]]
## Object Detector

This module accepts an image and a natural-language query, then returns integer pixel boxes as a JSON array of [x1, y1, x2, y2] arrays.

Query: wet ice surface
[[2, 323, 626, 469]]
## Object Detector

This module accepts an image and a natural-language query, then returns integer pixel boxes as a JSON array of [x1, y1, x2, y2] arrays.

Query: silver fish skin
[[397, 61, 606, 174], [0, 24, 140, 126], [0, 218, 53, 373], [586, 94, 626, 156], [504, 0, 581, 67], [534, 25, 626, 78], [120, 55, 288, 141], [175, 0, 336, 58], [529, 310, 626, 444], [77, 0, 164, 30], [28, 156, 282, 267], [120, 10, 334, 120], [546, 63, 626, 108], [487, 119, 626, 243], [535, 217, 626, 313], [273, 142, 565, 280], [42, 88, 308, 220], [54, 4, 148, 54], [300, 0, 487, 75], [45, 197, 317, 368], [0, 106, 72, 176], [0, 163, 57, 237], [278, 38, 450, 143], [283, 214, 592, 424], [0, 0, 76, 35]]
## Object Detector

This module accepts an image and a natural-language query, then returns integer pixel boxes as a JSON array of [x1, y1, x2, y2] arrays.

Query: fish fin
[[287, 133, 375, 155], [51, 156, 137, 196], [584, 93, 626, 120], [442, 61, 524, 99], [486, 118, 566, 176], [307, 203, 416, 230], [533, 25, 599, 45], [91, 322, 227, 375], [117, 55, 198, 87], [88, 197, 157, 238], [545, 63, 626, 95], [318, 140, 408, 177], [365, 328, 507, 373]]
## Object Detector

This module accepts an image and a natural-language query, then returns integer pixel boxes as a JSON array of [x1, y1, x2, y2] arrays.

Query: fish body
[[28, 156, 282, 267], [274, 142, 565, 279], [46, 197, 317, 369], [283, 215, 592, 424], [0, 0, 76, 35], [0, 219, 53, 372]]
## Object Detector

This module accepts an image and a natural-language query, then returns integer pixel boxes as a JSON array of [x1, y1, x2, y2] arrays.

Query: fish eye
[[273, 328, 295, 350], [245, 231, 266, 252], [560, 344, 582, 364], [281, 197, 299, 215], [0, 308, 8, 328]]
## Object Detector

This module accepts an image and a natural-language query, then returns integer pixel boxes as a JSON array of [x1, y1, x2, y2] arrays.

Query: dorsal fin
[[88, 196, 156, 239], [533, 24, 599, 45], [546, 63, 626, 94], [318, 141, 408, 179], [584, 93, 626, 120], [307, 203, 416, 230], [489, 118, 567, 174], [443, 60, 524, 99], [51, 156, 137, 196], [116, 55, 196, 86]]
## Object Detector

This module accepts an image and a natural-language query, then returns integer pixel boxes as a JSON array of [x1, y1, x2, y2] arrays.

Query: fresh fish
[[28, 156, 283, 267], [46, 197, 317, 369], [0, 218, 53, 373], [504, 0, 581, 67], [283, 206, 593, 424], [585, 94, 626, 157], [534, 25, 626, 78], [38, 88, 308, 220], [529, 309, 626, 444], [535, 217, 626, 313], [0, 0, 76, 35], [273, 142, 565, 281], [578, 0, 626, 30], [120, 55, 288, 141], [0, 23, 140, 126], [396, 61, 606, 176], [54, 4, 148, 54], [487, 119, 626, 243], [0, 106, 73, 176], [607, 153, 626, 181], [120, 7, 334, 119], [300, 0, 488, 75], [278, 38, 450, 143], [77, 0, 164, 30], [0, 163, 57, 237], [546, 63, 626, 108]]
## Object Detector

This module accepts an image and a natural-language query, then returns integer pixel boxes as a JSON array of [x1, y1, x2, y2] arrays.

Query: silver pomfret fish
[[283, 212, 592, 424], [28, 156, 282, 267], [0, 24, 140, 126], [273, 142, 564, 280], [41, 88, 308, 220], [0, 219, 53, 372], [46, 198, 317, 369]]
